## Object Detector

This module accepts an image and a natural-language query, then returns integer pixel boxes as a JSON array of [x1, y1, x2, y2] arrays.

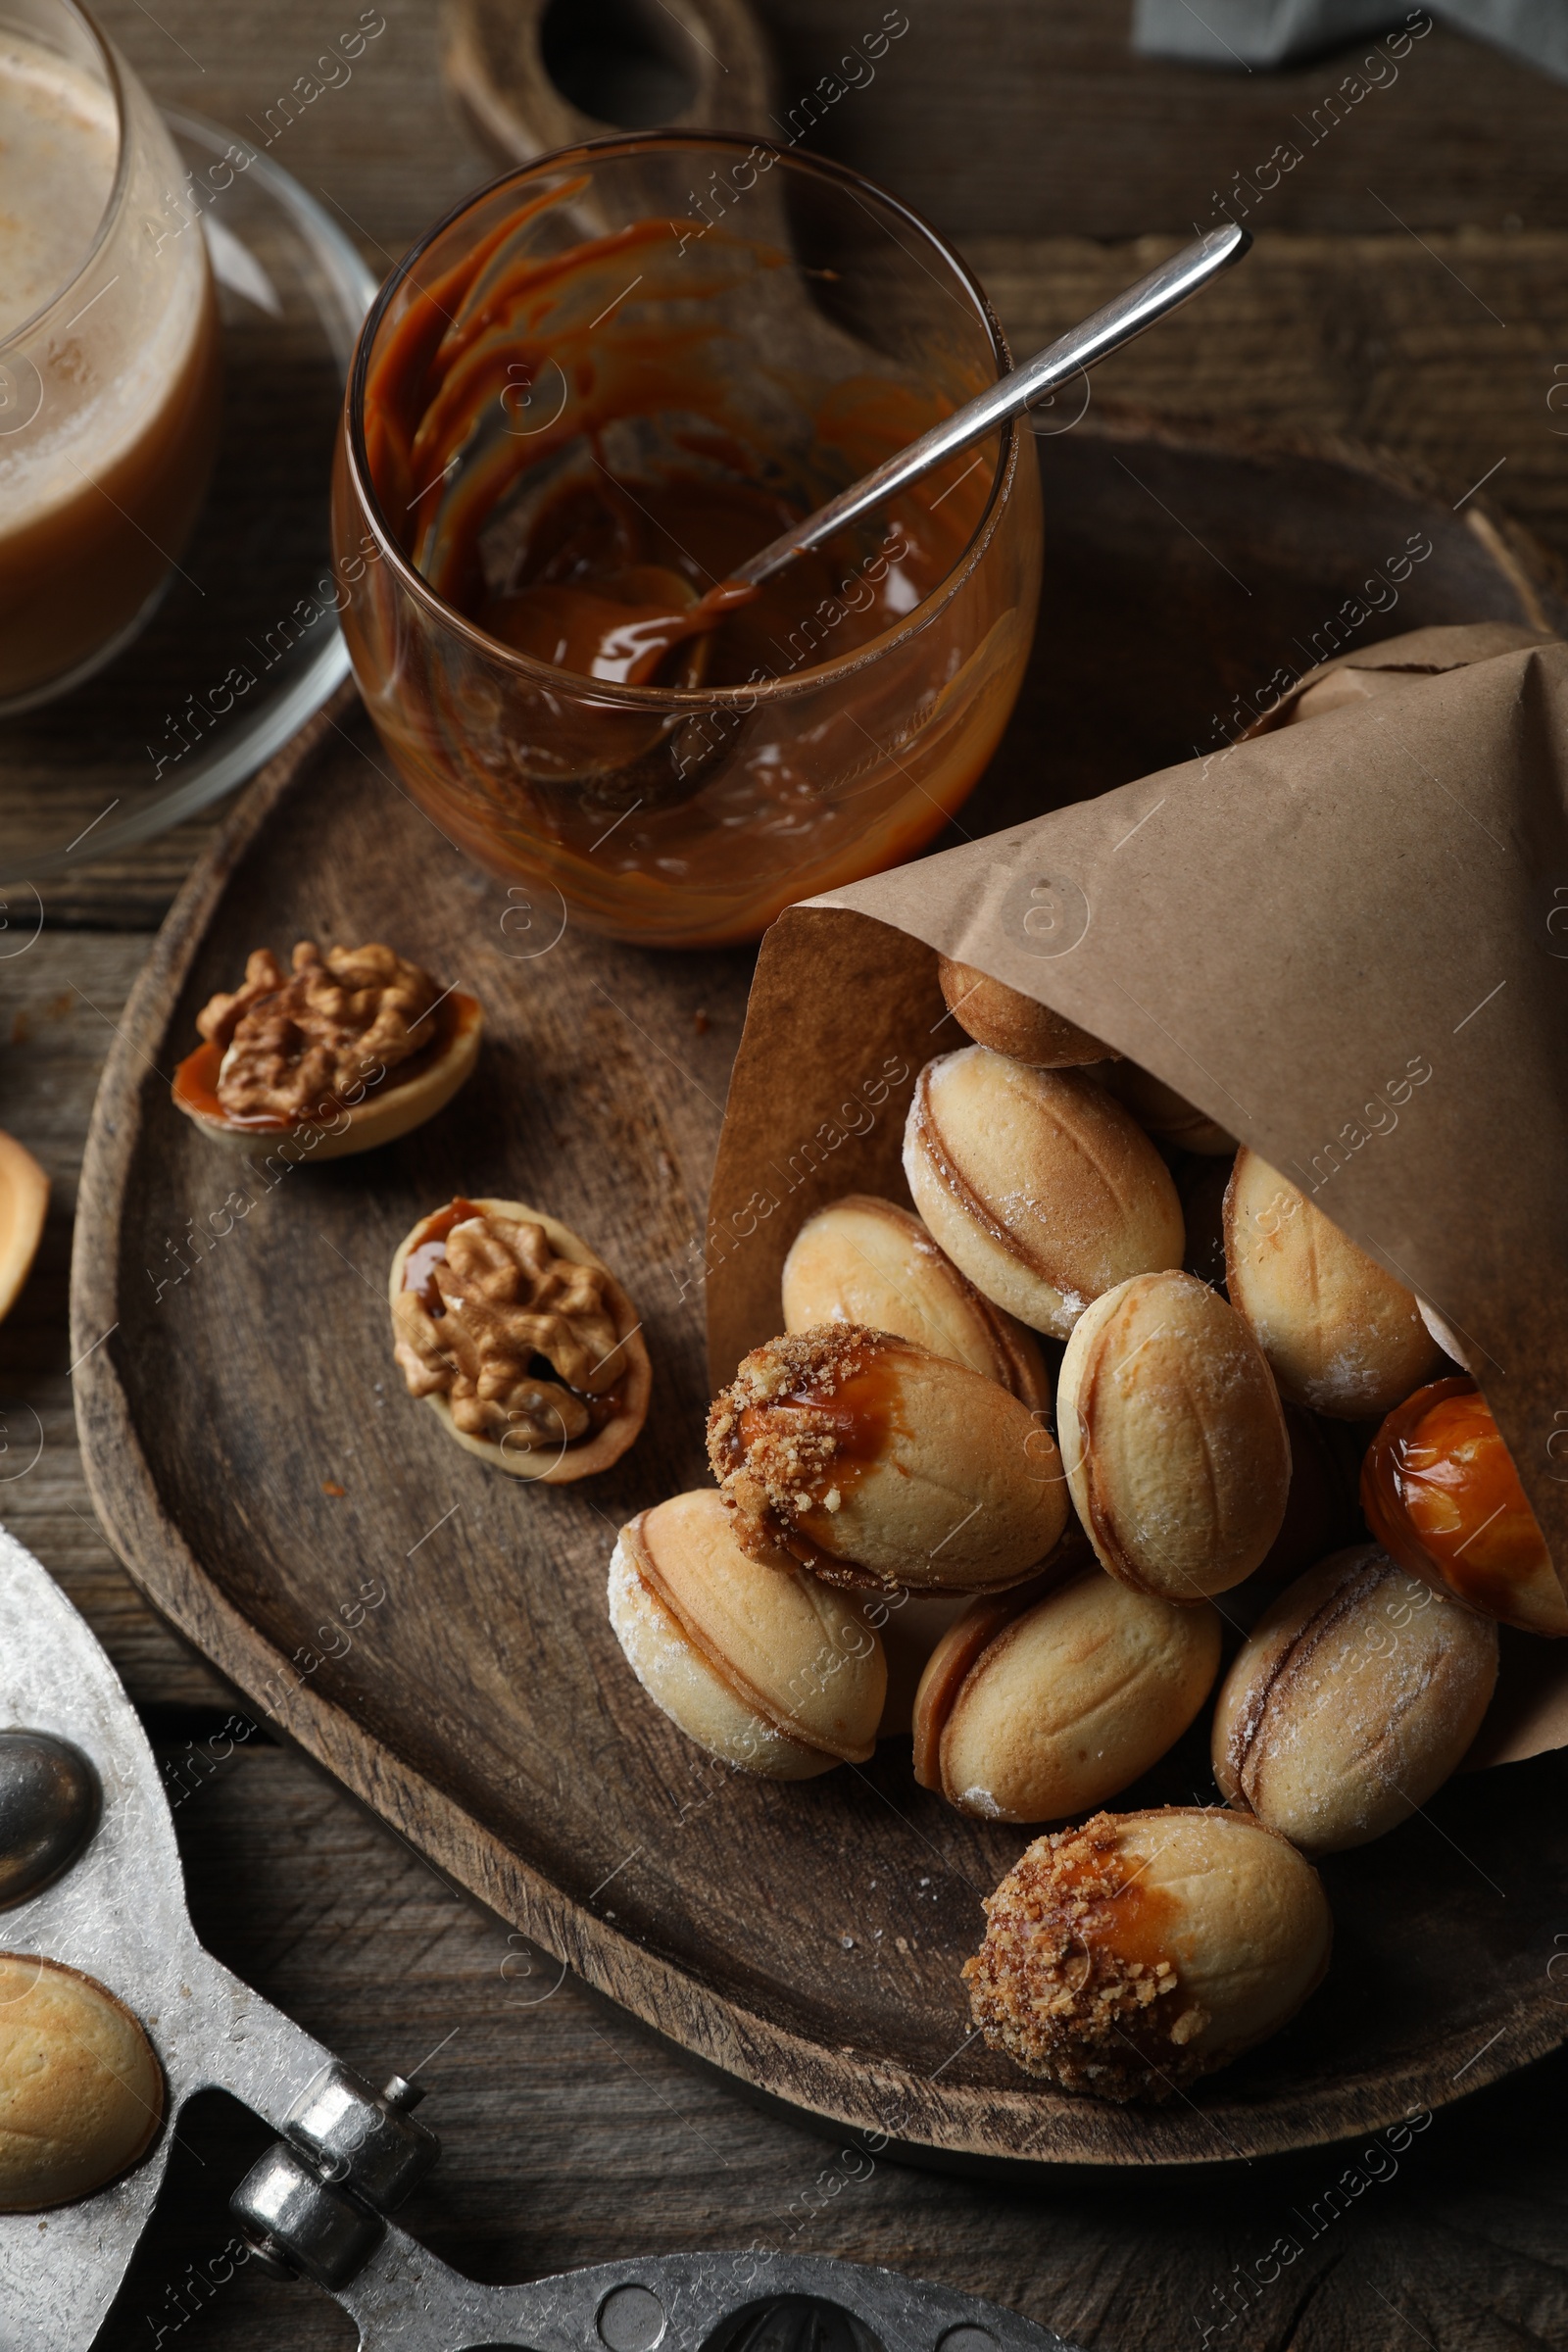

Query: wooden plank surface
[[22, 0, 1568, 926], [3, 0, 1567, 2342], [27, 216, 1568, 935], [749, 0, 1568, 240], [95, 0, 1568, 245]]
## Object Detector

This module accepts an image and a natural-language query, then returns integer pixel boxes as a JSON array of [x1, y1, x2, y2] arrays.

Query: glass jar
[[333, 133, 1042, 949], [0, 0, 220, 712]]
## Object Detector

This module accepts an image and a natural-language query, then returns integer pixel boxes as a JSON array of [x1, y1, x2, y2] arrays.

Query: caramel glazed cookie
[[706, 1323, 1067, 1594], [963, 1807, 1332, 2101]]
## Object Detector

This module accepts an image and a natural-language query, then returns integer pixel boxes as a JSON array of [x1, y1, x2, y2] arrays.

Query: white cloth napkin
[[1131, 0, 1568, 82]]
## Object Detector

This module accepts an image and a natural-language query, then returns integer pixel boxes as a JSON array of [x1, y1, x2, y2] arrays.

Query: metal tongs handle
[[0, 1425, 1074, 2352], [229, 2138, 1084, 2352]]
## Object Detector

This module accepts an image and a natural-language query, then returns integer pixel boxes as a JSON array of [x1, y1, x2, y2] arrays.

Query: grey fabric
[[1131, 0, 1568, 82]]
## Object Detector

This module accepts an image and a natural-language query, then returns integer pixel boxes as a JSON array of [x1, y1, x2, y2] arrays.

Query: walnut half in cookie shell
[[172, 941, 482, 1159], [391, 1199, 651, 1484]]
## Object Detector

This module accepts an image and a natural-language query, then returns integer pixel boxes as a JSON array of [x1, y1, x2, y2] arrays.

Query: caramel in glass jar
[[336, 148, 1041, 945]]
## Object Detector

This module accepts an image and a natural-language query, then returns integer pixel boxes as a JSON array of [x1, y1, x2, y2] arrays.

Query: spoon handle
[[733, 220, 1251, 588]]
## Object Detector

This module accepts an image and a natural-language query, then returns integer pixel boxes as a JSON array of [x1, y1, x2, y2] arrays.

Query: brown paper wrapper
[[707, 623, 1568, 1765]]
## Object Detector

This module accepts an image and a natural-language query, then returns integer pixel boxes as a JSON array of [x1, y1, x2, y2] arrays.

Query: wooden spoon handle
[[441, 0, 774, 168]]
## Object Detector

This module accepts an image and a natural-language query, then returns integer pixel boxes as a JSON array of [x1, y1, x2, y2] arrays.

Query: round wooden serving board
[[74, 417, 1568, 2169]]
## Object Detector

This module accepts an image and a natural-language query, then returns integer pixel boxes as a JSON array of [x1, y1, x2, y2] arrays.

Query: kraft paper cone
[[706, 622, 1568, 1763]]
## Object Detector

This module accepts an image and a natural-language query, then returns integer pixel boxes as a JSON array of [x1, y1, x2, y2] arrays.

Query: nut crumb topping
[[394, 1206, 628, 1450], [707, 1325, 884, 1564], [962, 1812, 1203, 2101], [198, 942, 440, 1121]]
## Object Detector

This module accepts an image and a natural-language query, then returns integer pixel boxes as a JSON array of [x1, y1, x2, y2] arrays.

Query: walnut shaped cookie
[[390, 1198, 651, 1484], [0, 1951, 166, 2212], [172, 941, 482, 1158], [0, 1131, 49, 1327]]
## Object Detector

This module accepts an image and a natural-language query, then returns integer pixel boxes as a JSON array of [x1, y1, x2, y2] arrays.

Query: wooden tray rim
[[69, 448, 1568, 2170]]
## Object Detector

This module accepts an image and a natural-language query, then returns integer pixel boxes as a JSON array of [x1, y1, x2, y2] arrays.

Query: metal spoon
[[730, 221, 1251, 589], [477, 222, 1250, 819]]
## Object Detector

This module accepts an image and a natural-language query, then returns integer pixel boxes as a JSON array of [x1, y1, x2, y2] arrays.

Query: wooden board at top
[[73, 419, 1568, 2169]]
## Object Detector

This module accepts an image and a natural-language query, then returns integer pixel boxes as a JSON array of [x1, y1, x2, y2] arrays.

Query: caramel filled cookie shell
[[964, 1806, 1332, 2101], [937, 956, 1118, 1067], [1056, 1270, 1291, 1601], [1213, 1544, 1497, 1852], [1223, 1150, 1445, 1419], [609, 1490, 885, 1777], [707, 1324, 1068, 1593], [781, 1194, 1049, 1409], [904, 1047, 1184, 1340], [913, 1565, 1221, 1822], [1360, 1378, 1568, 1637]]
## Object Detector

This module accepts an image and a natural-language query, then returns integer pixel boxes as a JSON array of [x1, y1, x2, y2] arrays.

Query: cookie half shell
[[1212, 1544, 1497, 1852], [1223, 1150, 1444, 1418]]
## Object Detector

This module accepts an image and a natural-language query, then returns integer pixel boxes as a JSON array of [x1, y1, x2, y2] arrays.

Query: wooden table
[[5, 5, 1568, 2343]]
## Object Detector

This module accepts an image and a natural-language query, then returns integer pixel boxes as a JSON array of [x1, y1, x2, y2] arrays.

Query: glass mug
[[0, 0, 220, 713], [332, 134, 1042, 949]]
